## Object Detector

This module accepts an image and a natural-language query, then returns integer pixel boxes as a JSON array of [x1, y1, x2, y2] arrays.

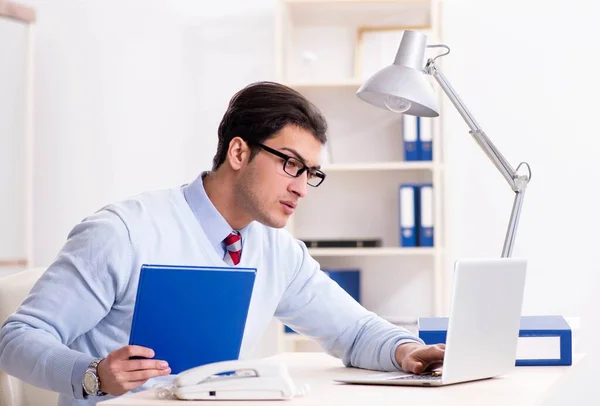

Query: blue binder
[[129, 264, 256, 374], [418, 315, 572, 366], [403, 116, 419, 161], [418, 117, 433, 161], [399, 184, 418, 247], [417, 184, 434, 247], [323, 268, 360, 303], [285, 268, 360, 333]]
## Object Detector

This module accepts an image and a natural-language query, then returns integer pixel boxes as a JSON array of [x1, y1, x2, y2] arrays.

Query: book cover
[[129, 264, 256, 373]]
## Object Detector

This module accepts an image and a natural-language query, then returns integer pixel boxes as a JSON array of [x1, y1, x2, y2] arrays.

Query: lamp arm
[[425, 60, 531, 258]]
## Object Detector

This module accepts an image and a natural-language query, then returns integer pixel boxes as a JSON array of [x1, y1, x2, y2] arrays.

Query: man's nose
[[289, 173, 308, 198]]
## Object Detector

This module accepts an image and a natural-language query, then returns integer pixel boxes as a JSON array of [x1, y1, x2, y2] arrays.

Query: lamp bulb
[[384, 95, 412, 113]]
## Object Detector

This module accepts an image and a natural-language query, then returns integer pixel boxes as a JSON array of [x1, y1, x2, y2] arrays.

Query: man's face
[[234, 125, 322, 228]]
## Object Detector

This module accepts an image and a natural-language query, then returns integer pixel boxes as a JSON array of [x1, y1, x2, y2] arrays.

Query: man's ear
[[227, 137, 251, 171]]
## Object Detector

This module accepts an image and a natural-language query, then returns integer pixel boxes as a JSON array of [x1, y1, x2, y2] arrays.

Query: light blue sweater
[[0, 174, 423, 406]]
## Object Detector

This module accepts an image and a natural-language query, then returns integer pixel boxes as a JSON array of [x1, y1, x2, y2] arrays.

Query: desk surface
[[99, 352, 583, 406]]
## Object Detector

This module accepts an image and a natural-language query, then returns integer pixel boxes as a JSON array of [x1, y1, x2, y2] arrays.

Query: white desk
[[99, 352, 583, 406]]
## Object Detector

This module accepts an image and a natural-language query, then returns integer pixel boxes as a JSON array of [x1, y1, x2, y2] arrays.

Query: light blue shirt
[[0, 173, 423, 406], [182, 172, 248, 258]]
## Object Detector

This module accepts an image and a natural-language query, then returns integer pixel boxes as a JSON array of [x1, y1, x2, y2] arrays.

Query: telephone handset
[[169, 359, 309, 400]]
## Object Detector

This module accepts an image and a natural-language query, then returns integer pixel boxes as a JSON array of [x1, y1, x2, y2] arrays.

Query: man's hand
[[395, 342, 445, 374], [97, 345, 171, 396]]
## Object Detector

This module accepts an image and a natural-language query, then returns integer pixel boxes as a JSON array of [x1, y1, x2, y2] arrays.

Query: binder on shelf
[[418, 315, 572, 366], [285, 268, 360, 333], [399, 184, 418, 247], [403, 115, 419, 161], [417, 184, 434, 247], [419, 116, 433, 161]]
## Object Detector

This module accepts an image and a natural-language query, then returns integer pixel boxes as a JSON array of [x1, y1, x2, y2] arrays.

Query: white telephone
[[168, 359, 309, 400]]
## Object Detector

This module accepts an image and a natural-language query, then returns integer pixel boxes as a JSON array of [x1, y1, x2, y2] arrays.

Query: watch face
[[83, 372, 97, 394]]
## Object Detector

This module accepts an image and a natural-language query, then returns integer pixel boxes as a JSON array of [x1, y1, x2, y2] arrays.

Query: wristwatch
[[83, 358, 107, 397]]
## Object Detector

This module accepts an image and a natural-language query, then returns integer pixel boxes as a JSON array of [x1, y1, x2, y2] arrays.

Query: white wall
[[442, 0, 600, 352], [0, 19, 27, 262], [17, 0, 599, 366], [22, 0, 275, 264]]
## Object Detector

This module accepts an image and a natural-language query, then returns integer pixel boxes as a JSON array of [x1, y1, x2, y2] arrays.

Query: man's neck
[[203, 171, 251, 230]]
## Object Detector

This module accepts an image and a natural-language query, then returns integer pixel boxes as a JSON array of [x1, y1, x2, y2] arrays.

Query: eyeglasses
[[252, 142, 326, 187]]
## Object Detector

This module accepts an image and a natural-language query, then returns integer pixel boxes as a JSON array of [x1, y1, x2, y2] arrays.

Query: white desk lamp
[[356, 30, 531, 257]]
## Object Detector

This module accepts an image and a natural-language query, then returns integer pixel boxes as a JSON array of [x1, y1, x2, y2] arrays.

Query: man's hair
[[212, 81, 328, 170]]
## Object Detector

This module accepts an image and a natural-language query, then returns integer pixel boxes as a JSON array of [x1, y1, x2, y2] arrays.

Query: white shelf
[[307, 247, 436, 257], [323, 161, 436, 171]]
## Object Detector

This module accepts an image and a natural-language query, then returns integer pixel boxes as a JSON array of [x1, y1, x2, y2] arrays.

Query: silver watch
[[83, 358, 106, 397]]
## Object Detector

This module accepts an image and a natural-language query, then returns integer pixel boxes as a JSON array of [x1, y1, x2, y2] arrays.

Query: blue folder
[[403, 115, 419, 161], [418, 315, 572, 366], [128, 264, 256, 374], [399, 184, 419, 247], [417, 184, 434, 247]]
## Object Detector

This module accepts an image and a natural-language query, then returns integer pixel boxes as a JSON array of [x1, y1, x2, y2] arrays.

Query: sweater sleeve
[[275, 237, 424, 372], [0, 208, 134, 399]]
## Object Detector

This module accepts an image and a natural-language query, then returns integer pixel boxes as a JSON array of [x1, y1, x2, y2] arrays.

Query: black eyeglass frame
[[251, 142, 326, 187]]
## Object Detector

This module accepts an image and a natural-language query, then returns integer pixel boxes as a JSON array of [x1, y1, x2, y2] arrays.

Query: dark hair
[[212, 81, 328, 170]]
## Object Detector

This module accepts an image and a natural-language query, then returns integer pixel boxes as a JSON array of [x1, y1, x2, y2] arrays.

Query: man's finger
[[422, 360, 443, 373], [121, 359, 169, 372], [412, 361, 424, 374], [114, 345, 155, 360], [414, 345, 445, 363]]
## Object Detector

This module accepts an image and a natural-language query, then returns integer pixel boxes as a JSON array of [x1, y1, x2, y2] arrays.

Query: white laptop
[[335, 258, 527, 387]]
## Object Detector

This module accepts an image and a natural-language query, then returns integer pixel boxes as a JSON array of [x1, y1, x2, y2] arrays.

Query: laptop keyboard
[[392, 373, 442, 381]]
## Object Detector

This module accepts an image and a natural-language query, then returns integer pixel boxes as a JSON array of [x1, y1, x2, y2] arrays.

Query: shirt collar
[[182, 172, 249, 255]]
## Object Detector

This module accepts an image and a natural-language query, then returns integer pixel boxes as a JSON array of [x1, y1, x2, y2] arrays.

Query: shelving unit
[[274, 0, 446, 353]]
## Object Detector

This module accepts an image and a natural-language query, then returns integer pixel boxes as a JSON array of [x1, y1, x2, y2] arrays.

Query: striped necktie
[[224, 231, 242, 266]]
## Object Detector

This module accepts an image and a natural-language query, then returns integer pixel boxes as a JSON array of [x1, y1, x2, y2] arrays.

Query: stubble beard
[[234, 170, 286, 229]]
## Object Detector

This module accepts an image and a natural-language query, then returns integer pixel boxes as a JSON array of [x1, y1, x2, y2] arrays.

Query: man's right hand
[[97, 345, 171, 396]]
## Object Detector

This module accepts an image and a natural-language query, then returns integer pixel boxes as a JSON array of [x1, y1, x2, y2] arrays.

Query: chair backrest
[[0, 268, 60, 406]]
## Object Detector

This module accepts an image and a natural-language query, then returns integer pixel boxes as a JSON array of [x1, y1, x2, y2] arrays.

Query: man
[[0, 82, 444, 406]]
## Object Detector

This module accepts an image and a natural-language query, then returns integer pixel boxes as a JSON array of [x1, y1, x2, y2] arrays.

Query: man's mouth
[[280, 200, 297, 214]]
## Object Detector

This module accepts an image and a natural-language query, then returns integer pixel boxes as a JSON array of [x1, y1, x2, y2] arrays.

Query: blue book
[[417, 184, 434, 247], [418, 315, 572, 366], [129, 264, 256, 374], [285, 269, 360, 333], [399, 184, 418, 247]]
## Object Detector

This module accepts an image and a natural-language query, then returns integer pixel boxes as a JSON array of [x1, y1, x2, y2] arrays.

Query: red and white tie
[[224, 231, 242, 266]]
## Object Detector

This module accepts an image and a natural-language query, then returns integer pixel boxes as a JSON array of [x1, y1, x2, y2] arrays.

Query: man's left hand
[[395, 342, 445, 374]]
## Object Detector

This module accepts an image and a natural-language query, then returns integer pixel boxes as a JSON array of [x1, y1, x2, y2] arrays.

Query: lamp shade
[[356, 30, 439, 117]]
